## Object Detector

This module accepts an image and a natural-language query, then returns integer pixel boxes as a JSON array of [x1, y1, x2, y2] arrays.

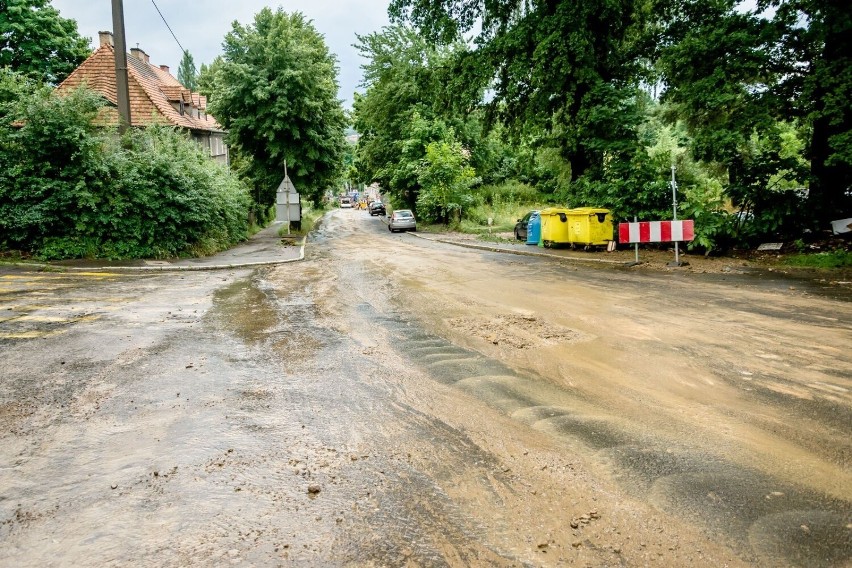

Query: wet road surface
[[0, 208, 849, 567]]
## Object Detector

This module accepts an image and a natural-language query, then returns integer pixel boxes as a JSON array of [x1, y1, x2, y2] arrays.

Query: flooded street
[[1, 209, 850, 567]]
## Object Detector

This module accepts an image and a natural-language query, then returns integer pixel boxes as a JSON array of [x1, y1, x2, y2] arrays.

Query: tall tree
[[0, 0, 91, 84], [764, 0, 852, 225], [177, 50, 197, 91], [196, 57, 224, 102], [207, 8, 346, 206], [353, 26, 449, 203], [656, 3, 780, 190], [354, 25, 504, 207], [388, 0, 652, 182], [656, 0, 850, 229]]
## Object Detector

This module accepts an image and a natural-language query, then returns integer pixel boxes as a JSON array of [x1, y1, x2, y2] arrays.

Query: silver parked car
[[388, 209, 416, 232]]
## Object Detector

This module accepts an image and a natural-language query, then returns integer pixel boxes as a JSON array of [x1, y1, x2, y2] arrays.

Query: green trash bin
[[565, 207, 613, 248], [539, 208, 572, 247]]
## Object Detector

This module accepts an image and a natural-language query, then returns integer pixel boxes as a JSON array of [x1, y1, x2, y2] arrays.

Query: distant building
[[56, 31, 227, 164]]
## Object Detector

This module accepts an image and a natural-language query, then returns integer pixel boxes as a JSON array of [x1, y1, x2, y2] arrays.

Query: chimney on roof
[[160, 65, 170, 73], [98, 31, 114, 47], [130, 47, 150, 64]]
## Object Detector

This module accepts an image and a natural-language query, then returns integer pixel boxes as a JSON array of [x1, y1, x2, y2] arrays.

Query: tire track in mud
[[209, 264, 530, 566], [316, 211, 850, 565], [368, 306, 852, 567]]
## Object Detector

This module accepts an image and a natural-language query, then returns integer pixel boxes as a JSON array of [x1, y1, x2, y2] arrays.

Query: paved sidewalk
[[16, 223, 304, 272]]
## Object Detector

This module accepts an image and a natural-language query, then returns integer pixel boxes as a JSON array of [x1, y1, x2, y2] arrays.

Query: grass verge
[[458, 203, 551, 234], [278, 203, 330, 237], [783, 249, 852, 268]]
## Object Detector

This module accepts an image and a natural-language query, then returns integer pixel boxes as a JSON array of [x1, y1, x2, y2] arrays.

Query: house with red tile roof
[[57, 31, 227, 164]]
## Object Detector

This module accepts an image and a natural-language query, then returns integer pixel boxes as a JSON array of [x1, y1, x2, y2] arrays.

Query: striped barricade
[[618, 220, 695, 244]]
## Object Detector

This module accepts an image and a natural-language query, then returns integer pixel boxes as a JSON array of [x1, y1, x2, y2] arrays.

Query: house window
[[210, 135, 225, 157]]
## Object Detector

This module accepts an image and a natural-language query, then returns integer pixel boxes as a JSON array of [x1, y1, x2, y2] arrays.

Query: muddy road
[[1, 208, 850, 567]]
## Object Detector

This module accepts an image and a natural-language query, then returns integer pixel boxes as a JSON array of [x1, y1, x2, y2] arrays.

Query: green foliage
[[393, 113, 456, 205], [764, 0, 852, 223], [352, 26, 451, 205], [0, 75, 108, 248], [208, 8, 347, 206], [177, 50, 198, 91], [354, 26, 502, 209], [390, 0, 652, 182], [416, 139, 478, 223], [476, 181, 544, 207], [784, 249, 852, 269], [102, 126, 251, 259], [657, 0, 852, 226], [0, 76, 250, 259], [279, 201, 329, 237], [555, 146, 672, 222], [680, 178, 733, 253], [197, 57, 224, 102], [378, 0, 850, 249], [459, 202, 548, 234], [0, 0, 91, 84]]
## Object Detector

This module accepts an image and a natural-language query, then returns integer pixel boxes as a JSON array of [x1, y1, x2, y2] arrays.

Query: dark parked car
[[369, 201, 386, 216], [514, 210, 539, 240]]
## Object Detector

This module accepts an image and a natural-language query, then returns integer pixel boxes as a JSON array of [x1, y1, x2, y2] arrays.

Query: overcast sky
[[51, 0, 391, 108]]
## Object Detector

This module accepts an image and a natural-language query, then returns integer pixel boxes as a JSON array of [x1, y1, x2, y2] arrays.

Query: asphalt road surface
[[1, 208, 849, 567]]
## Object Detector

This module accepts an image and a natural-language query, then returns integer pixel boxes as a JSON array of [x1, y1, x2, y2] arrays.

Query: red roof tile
[[57, 45, 223, 133]]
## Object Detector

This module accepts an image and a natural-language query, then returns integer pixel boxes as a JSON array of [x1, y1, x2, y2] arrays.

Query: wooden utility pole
[[111, 0, 132, 133]]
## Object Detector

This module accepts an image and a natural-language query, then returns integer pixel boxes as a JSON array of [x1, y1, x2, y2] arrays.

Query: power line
[[150, 0, 187, 55]]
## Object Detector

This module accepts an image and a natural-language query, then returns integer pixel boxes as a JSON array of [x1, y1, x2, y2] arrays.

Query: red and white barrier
[[618, 220, 694, 243]]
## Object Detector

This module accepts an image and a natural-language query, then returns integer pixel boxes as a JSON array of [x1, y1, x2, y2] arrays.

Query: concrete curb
[[5, 236, 307, 273], [405, 231, 630, 266]]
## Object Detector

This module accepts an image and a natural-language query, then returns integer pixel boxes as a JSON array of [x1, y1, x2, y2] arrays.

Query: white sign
[[275, 175, 301, 223]]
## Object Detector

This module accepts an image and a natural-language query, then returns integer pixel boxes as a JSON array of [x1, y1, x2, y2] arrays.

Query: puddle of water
[[209, 279, 278, 344]]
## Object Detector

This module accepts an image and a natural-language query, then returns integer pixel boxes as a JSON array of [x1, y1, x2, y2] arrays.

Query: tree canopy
[[389, 0, 651, 182], [177, 50, 198, 91], [374, 0, 851, 245], [353, 26, 451, 202], [206, 8, 346, 207], [354, 25, 510, 215], [0, 0, 91, 84], [655, 0, 851, 226]]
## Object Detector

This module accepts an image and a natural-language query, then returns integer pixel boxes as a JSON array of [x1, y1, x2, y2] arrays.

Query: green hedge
[[0, 71, 251, 260]]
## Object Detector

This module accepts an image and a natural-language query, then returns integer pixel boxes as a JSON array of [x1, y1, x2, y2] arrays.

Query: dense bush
[[415, 140, 478, 224], [475, 181, 543, 207], [0, 73, 251, 260]]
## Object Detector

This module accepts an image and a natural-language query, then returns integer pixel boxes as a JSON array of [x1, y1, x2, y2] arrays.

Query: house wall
[[191, 131, 229, 165]]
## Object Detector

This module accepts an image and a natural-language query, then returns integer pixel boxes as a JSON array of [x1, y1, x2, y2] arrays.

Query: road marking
[[3, 312, 102, 322], [0, 272, 127, 340], [13, 315, 71, 323], [0, 272, 121, 279], [0, 329, 68, 339]]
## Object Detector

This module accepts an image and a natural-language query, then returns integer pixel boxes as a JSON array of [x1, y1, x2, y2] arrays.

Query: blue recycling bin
[[526, 211, 541, 245]]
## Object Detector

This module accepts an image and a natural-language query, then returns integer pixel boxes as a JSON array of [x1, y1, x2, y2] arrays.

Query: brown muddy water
[[0, 209, 849, 567]]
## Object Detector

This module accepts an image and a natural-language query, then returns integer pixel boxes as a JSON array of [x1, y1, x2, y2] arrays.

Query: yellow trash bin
[[539, 208, 573, 247], [565, 207, 613, 247]]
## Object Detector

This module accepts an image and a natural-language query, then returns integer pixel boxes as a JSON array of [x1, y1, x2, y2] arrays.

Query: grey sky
[[50, 0, 391, 108]]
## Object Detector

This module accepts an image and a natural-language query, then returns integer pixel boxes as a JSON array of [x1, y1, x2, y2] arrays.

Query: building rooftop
[[57, 31, 222, 133]]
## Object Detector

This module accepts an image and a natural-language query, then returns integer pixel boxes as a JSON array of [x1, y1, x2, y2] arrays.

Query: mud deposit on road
[[447, 314, 587, 349], [0, 210, 849, 567]]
